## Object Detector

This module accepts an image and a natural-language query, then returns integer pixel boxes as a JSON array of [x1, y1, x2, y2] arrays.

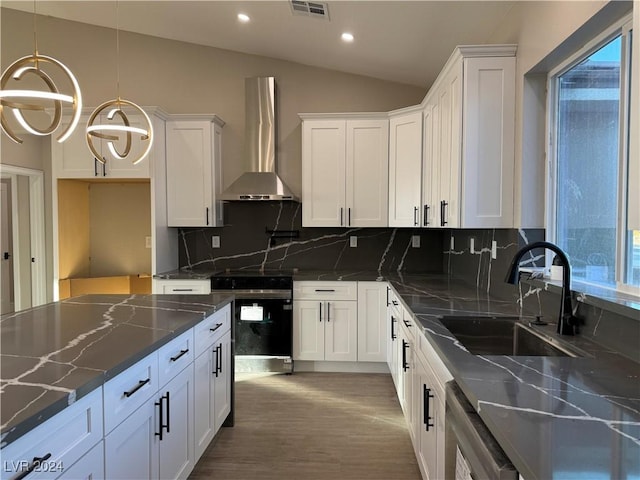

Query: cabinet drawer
[[294, 281, 357, 301], [158, 328, 195, 387], [103, 351, 159, 434], [417, 332, 453, 388], [0, 388, 103, 480], [56, 440, 104, 480], [154, 279, 211, 294], [194, 304, 231, 357]]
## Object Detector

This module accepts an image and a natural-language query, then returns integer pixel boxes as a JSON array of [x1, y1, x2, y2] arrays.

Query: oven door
[[234, 296, 293, 357]]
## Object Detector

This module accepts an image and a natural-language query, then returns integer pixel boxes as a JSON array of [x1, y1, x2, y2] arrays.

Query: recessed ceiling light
[[237, 13, 250, 23], [341, 32, 354, 43]]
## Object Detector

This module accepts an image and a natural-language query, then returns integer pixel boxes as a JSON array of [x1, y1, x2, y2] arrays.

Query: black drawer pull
[[14, 453, 52, 480], [170, 349, 189, 362], [209, 323, 223, 333], [123, 378, 150, 398], [155, 392, 169, 440], [172, 288, 194, 292], [391, 315, 397, 340], [403, 319, 412, 328], [392, 300, 399, 306], [314, 289, 336, 292], [402, 340, 409, 372]]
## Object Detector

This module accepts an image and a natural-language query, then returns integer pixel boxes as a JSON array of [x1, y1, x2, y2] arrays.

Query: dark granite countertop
[[0, 293, 233, 449]]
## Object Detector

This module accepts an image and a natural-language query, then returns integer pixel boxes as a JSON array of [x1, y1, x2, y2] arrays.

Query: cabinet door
[[57, 440, 104, 480], [301, 120, 346, 227], [324, 300, 357, 362], [166, 121, 213, 227], [104, 397, 159, 480], [158, 363, 195, 480], [52, 113, 98, 178], [415, 359, 438, 480], [460, 56, 515, 228], [293, 300, 324, 360], [213, 330, 232, 432], [357, 282, 387, 362], [436, 61, 463, 228], [346, 119, 389, 227], [194, 349, 215, 462], [421, 102, 437, 228], [389, 111, 422, 227]]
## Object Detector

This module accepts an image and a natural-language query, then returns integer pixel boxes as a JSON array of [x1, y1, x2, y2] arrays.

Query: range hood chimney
[[219, 77, 299, 201]]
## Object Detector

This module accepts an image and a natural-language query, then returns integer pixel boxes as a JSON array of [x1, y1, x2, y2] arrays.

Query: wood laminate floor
[[189, 372, 422, 480]]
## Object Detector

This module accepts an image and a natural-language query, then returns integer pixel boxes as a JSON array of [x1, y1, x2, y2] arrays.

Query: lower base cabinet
[[105, 363, 195, 480], [58, 441, 104, 480], [194, 329, 232, 461]]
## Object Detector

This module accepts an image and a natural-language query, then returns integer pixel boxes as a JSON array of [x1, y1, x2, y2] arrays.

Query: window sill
[[520, 272, 640, 321]]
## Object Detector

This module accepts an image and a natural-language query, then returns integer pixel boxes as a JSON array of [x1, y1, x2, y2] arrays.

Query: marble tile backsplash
[[178, 202, 444, 273]]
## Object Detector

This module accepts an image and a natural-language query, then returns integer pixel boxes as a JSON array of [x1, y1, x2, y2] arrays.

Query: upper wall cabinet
[[166, 115, 225, 227], [388, 108, 423, 227], [52, 109, 165, 179], [300, 114, 389, 228], [422, 45, 516, 229]]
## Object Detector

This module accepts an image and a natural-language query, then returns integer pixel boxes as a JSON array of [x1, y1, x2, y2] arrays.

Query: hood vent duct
[[219, 77, 299, 201]]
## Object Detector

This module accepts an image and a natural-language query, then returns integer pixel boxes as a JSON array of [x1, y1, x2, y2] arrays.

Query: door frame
[[0, 165, 47, 309]]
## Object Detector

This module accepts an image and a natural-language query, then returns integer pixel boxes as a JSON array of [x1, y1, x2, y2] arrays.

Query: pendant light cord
[[32, 0, 38, 66], [116, 0, 121, 105]]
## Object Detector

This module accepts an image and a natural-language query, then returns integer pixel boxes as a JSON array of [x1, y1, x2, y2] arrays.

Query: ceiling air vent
[[290, 0, 330, 20]]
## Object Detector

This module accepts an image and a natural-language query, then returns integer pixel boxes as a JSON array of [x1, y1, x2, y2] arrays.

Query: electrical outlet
[[212, 236, 221, 248], [450, 236, 455, 251], [145, 236, 152, 249], [491, 240, 497, 259], [411, 235, 420, 248], [470, 237, 476, 254], [350, 236, 358, 248]]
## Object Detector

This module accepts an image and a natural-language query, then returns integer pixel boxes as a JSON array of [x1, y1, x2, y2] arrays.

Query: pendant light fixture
[[86, 1, 153, 165], [0, 1, 82, 144]]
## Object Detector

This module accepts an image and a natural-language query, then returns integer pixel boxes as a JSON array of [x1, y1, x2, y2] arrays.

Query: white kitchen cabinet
[[52, 109, 163, 179], [425, 45, 516, 228], [0, 388, 103, 480], [166, 115, 225, 227], [293, 281, 358, 362], [57, 441, 104, 480], [293, 299, 358, 361], [399, 308, 414, 429], [105, 353, 195, 480], [413, 328, 453, 480], [357, 282, 388, 362], [300, 115, 389, 227], [153, 278, 211, 294], [387, 287, 401, 389], [389, 108, 423, 227], [194, 305, 232, 461]]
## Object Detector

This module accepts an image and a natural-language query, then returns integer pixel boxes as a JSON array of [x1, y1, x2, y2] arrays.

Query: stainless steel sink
[[439, 316, 583, 357]]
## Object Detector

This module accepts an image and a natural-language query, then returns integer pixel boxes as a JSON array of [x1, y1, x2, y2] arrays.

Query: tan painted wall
[[57, 180, 90, 279], [88, 182, 151, 277], [1, 8, 426, 198]]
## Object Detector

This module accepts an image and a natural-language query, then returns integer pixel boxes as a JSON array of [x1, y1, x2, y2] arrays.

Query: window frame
[[546, 14, 638, 297]]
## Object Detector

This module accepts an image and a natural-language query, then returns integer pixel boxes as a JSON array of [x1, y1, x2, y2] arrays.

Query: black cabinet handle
[[413, 206, 419, 226], [155, 392, 170, 440], [327, 302, 331, 323], [348, 207, 351, 226], [391, 315, 397, 340], [392, 300, 399, 306], [423, 385, 434, 431], [102, 162, 106, 176], [340, 207, 344, 226], [319, 302, 322, 322], [210, 323, 223, 333], [315, 289, 336, 292], [386, 287, 390, 307], [403, 319, 412, 328], [440, 200, 448, 226], [14, 453, 52, 480], [173, 288, 194, 292], [206, 207, 210, 226], [424, 204, 430, 226], [170, 349, 189, 362], [402, 340, 409, 371], [123, 378, 150, 398], [94, 158, 98, 177], [3, 252, 10, 260], [217, 343, 223, 376]]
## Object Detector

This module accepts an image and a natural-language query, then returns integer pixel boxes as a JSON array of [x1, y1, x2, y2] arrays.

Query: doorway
[[0, 165, 46, 313]]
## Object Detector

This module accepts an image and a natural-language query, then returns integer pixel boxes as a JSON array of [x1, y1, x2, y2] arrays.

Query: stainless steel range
[[211, 272, 293, 374]]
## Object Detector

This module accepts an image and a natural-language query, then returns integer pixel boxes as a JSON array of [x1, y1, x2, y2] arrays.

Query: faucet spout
[[505, 241, 577, 335]]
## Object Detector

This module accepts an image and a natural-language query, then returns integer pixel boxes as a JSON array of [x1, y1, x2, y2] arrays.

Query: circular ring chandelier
[[86, 98, 153, 165], [0, 53, 82, 144]]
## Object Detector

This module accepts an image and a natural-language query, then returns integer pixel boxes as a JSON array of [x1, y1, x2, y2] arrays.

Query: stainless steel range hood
[[219, 77, 299, 201]]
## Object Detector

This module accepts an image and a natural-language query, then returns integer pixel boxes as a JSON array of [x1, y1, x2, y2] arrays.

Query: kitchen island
[[0, 293, 233, 479]]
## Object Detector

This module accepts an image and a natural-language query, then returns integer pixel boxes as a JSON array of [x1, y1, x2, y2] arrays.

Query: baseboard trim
[[293, 361, 390, 374]]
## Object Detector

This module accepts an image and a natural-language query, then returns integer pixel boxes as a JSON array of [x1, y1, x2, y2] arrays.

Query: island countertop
[[0, 293, 233, 448]]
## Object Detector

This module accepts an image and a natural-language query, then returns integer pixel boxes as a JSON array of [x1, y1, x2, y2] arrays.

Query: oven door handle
[[211, 289, 292, 300]]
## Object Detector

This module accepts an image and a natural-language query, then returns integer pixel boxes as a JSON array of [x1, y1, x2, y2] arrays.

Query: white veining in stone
[[396, 236, 412, 272], [378, 228, 397, 272]]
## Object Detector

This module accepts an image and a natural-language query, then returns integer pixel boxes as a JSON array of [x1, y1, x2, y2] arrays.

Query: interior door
[[1, 180, 14, 314]]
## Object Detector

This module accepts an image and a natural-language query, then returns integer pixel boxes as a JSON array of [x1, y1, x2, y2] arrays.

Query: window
[[549, 16, 638, 295]]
